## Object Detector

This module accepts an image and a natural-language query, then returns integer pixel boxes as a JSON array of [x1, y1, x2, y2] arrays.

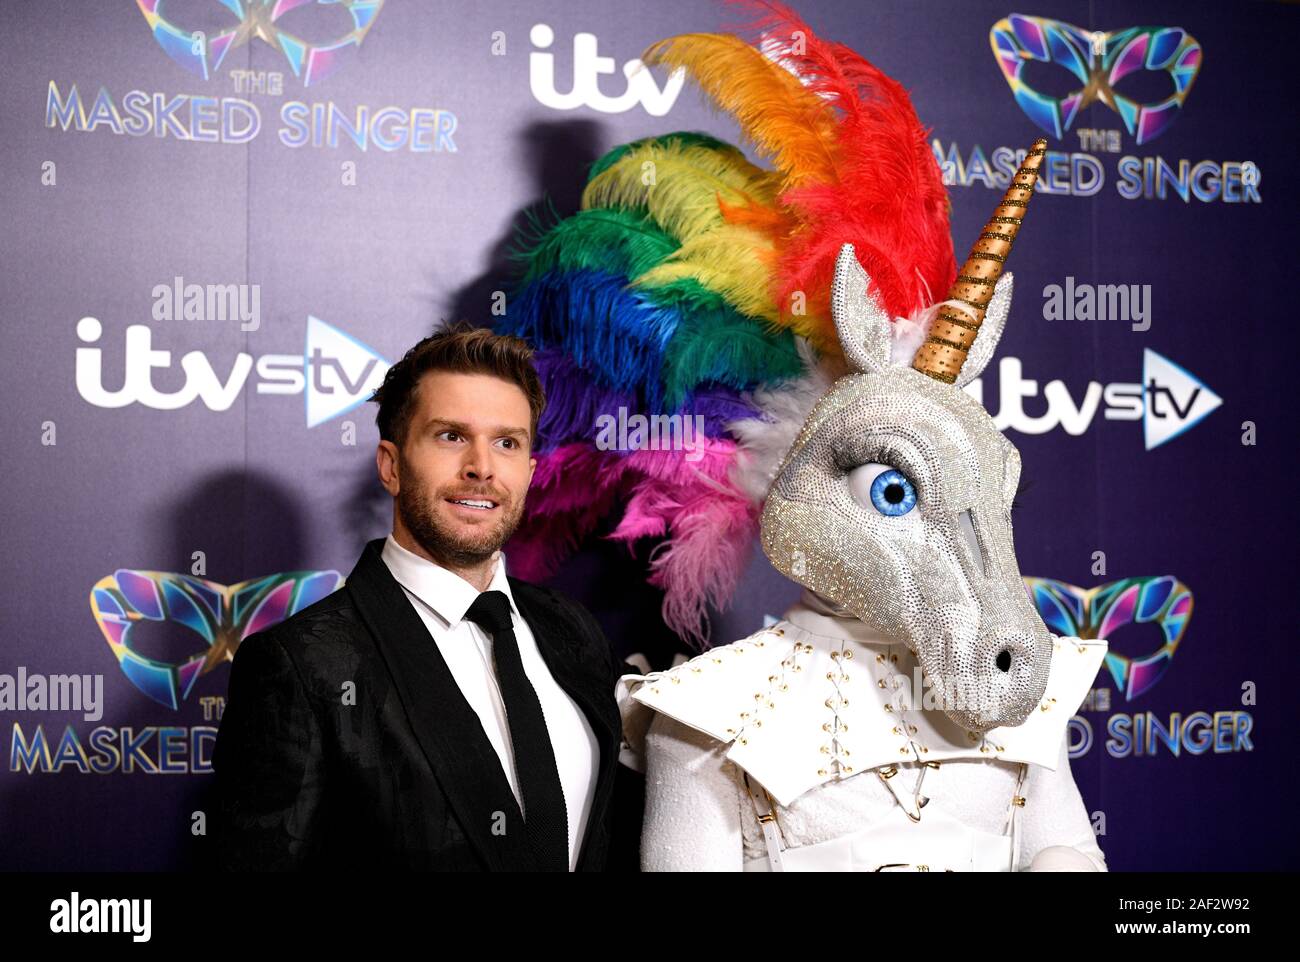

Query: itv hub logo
[[75, 315, 389, 427], [965, 349, 1222, 450]]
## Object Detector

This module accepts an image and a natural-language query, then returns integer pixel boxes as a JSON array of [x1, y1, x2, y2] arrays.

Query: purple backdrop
[[1, 0, 1295, 870]]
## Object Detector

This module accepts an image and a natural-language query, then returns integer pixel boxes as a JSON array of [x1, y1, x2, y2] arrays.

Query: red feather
[[727, 0, 956, 322]]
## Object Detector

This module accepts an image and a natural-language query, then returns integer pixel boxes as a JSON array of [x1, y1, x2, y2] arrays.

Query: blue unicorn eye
[[869, 469, 917, 516]]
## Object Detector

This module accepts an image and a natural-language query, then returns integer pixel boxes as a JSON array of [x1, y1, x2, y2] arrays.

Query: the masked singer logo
[[991, 14, 1202, 144], [90, 568, 342, 709], [135, 0, 385, 87], [1026, 575, 1192, 699]]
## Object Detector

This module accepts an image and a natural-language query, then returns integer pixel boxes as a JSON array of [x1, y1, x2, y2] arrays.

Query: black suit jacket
[[211, 537, 625, 871]]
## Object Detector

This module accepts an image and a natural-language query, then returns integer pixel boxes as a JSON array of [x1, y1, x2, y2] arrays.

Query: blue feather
[[502, 269, 679, 410]]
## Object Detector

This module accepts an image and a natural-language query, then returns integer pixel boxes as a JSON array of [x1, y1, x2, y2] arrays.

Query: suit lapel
[[510, 580, 620, 871], [345, 539, 539, 871]]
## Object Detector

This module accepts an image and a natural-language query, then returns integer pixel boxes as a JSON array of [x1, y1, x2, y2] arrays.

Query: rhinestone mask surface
[[759, 249, 1052, 733]]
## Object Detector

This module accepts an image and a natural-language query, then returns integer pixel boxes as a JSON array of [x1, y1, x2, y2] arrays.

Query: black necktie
[[463, 590, 569, 871]]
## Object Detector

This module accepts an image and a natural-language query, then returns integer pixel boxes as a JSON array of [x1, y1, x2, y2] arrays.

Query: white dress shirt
[[381, 534, 599, 871]]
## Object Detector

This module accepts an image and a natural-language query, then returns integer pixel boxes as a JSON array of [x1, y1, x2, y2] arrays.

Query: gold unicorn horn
[[912, 137, 1048, 384]]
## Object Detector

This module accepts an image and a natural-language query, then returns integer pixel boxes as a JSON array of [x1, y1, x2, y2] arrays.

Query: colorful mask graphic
[[1025, 575, 1192, 699], [135, 0, 385, 87], [991, 14, 1202, 144], [90, 568, 343, 708]]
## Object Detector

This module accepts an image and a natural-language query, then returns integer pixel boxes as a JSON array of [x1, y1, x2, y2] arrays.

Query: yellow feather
[[635, 225, 839, 353], [635, 226, 776, 319], [641, 33, 841, 189], [582, 142, 780, 244]]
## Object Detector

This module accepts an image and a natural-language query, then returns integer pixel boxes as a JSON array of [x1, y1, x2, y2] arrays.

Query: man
[[212, 324, 625, 871]]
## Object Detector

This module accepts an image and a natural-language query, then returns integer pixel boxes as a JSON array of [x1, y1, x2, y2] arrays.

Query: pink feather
[[647, 495, 760, 647], [505, 444, 629, 580], [603, 440, 759, 645]]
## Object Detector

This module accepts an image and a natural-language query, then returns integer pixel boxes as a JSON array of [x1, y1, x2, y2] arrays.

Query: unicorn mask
[[761, 147, 1051, 733]]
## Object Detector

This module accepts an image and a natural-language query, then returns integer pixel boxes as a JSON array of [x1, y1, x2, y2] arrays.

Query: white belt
[[742, 763, 1026, 872], [742, 811, 1013, 872]]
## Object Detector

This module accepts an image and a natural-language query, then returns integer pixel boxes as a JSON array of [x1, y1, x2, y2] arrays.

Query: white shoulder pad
[[989, 635, 1109, 770], [615, 624, 798, 773]]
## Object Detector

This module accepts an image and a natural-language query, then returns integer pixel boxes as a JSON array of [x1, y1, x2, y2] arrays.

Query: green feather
[[655, 280, 804, 408], [519, 209, 679, 281]]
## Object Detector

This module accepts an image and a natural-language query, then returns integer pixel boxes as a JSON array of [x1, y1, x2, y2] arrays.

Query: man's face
[[380, 370, 536, 567]]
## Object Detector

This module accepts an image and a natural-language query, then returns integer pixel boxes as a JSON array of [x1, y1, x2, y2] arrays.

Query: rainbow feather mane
[[496, 1, 956, 646]]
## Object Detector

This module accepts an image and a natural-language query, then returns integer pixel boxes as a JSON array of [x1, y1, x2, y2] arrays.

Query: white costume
[[620, 592, 1107, 871]]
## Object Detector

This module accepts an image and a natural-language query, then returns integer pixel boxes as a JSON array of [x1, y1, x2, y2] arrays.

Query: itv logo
[[529, 23, 684, 116], [74, 315, 389, 427], [963, 349, 1222, 450]]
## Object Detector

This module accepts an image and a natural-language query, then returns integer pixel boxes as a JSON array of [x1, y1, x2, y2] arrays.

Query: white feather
[[725, 337, 843, 503], [889, 302, 938, 366]]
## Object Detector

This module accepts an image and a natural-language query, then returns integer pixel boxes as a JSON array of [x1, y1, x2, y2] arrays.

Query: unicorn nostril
[[996, 649, 1012, 672]]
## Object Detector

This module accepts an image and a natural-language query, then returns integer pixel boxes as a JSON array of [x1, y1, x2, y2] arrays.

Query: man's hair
[[369, 323, 545, 449]]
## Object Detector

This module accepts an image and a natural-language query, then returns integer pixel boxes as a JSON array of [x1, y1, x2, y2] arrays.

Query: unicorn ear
[[832, 244, 894, 374], [952, 272, 1014, 388]]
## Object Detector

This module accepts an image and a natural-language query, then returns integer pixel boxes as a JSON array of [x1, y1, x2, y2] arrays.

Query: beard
[[397, 464, 526, 568]]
